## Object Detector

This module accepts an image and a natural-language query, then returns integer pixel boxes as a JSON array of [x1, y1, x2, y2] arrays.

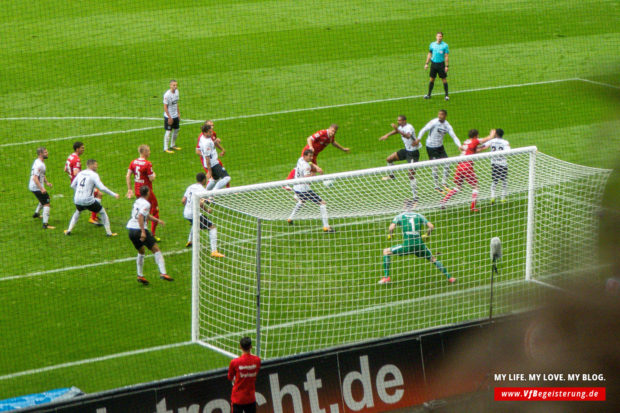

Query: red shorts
[[453, 162, 477, 187], [134, 186, 158, 213]]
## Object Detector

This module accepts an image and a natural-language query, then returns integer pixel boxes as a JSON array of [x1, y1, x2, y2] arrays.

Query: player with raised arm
[[285, 124, 349, 180], [29, 147, 54, 229], [197, 123, 231, 190], [126, 145, 162, 241], [379, 202, 453, 284], [379, 115, 421, 204], [65, 141, 102, 226], [196, 120, 229, 188], [163, 79, 181, 153], [64, 159, 119, 236], [418, 109, 461, 192], [441, 129, 496, 211], [479, 128, 511, 203], [182, 172, 224, 257], [127, 185, 171, 285], [287, 148, 333, 232]]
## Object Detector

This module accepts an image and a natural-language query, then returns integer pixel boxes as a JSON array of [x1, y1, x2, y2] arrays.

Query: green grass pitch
[[0, 0, 618, 398]]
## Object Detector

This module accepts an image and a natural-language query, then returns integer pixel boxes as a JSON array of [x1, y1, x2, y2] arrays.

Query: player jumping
[[195, 120, 229, 188], [197, 123, 231, 190], [479, 128, 511, 203]]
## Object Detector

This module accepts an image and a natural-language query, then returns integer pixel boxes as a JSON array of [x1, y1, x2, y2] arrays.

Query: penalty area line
[[0, 341, 194, 381]]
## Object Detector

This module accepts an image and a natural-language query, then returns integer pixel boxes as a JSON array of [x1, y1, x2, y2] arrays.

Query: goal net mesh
[[193, 147, 610, 359]]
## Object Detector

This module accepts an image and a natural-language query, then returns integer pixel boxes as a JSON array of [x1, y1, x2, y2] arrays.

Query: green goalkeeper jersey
[[393, 212, 428, 242]]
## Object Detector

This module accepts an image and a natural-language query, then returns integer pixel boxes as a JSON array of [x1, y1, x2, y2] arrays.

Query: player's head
[[138, 144, 150, 158], [201, 122, 213, 136], [73, 141, 85, 154], [327, 124, 338, 137], [397, 115, 407, 126], [438, 109, 447, 121], [36, 147, 48, 159], [496, 128, 504, 138], [303, 148, 314, 160], [139, 185, 150, 198], [196, 172, 207, 185], [436, 31, 444, 42], [404, 199, 416, 211], [468, 129, 479, 139], [169, 79, 177, 91], [86, 159, 98, 171], [240, 336, 252, 352], [206, 120, 214, 128]]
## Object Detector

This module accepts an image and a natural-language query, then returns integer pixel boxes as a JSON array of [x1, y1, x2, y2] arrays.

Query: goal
[[191, 146, 610, 359]]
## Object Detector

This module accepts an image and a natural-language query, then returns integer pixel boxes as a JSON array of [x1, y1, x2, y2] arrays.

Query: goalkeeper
[[379, 204, 455, 284]]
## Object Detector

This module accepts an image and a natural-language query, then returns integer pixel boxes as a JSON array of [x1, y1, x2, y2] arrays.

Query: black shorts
[[429, 61, 447, 79], [396, 149, 420, 163], [75, 200, 103, 213], [32, 190, 50, 205], [426, 146, 448, 160], [164, 117, 180, 130], [186, 215, 213, 230], [492, 164, 508, 183], [211, 163, 229, 180], [232, 403, 256, 413], [128, 228, 157, 250], [295, 190, 322, 204]]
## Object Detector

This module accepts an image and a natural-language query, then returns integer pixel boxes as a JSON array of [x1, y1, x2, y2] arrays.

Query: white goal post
[[191, 146, 610, 359]]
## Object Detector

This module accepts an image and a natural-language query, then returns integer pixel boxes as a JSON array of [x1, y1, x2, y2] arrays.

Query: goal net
[[191, 146, 611, 359]]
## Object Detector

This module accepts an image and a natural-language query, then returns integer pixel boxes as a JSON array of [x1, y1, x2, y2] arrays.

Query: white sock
[[409, 178, 418, 200], [67, 210, 81, 232], [99, 208, 112, 235], [491, 182, 497, 199], [320, 204, 329, 228], [35, 203, 42, 214], [432, 166, 439, 188], [171, 129, 179, 147], [154, 251, 167, 275], [164, 131, 171, 150], [137, 254, 145, 277], [206, 179, 216, 190], [387, 161, 393, 166], [187, 227, 193, 243], [209, 228, 217, 252], [214, 176, 230, 189], [288, 201, 303, 221], [42, 206, 50, 225], [442, 165, 450, 187], [502, 180, 508, 199]]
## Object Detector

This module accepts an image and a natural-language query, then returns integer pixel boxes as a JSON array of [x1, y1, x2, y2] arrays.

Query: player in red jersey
[[64, 141, 102, 225], [286, 124, 349, 180], [125, 145, 161, 240], [196, 120, 229, 188], [228, 337, 261, 413], [442, 129, 496, 211]]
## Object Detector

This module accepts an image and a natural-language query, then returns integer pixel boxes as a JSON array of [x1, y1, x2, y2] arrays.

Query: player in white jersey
[[379, 115, 421, 204], [29, 147, 54, 229], [126, 185, 171, 285], [163, 79, 181, 153], [197, 123, 231, 190], [287, 148, 333, 232], [480, 128, 511, 203], [64, 159, 119, 237], [181, 173, 225, 257], [417, 109, 462, 192]]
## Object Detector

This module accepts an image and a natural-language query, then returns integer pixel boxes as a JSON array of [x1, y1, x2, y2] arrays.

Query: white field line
[[0, 341, 194, 381], [575, 78, 620, 90], [0, 77, 599, 148]]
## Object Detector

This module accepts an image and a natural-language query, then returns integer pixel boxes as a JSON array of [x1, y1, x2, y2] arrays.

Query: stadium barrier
[[19, 314, 527, 413]]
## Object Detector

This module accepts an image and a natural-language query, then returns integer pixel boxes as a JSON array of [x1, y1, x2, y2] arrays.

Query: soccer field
[[0, 0, 618, 399]]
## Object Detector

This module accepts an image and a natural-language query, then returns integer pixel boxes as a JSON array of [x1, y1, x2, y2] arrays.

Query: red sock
[[91, 211, 98, 221], [471, 190, 478, 210], [443, 189, 458, 203]]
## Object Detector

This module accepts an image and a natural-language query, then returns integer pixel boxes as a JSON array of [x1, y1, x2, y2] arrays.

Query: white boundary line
[[1, 77, 605, 148], [575, 77, 620, 90], [0, 341, 194, 381]]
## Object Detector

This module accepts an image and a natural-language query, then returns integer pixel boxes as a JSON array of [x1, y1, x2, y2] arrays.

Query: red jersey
[[128, 158, 154, 190], [65, 153, 82, 182], [228, 353, 261, 405], [307, 129, 333, 155], [461, 138, 480, 156]]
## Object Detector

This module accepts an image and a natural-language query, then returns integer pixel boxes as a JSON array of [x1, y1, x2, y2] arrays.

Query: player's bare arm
[[148, 172, 156, 182], [215, 140, 226, 156], [424, 52, 432, 69], [125, 170, 134, 198], [332, 141, 350, 152], [147, 214, 165, 226], [444, 53, 449, 72], [387, 223, 397, 239], [33, 174, 46, 193], [138, 214, 146, 240], [164, 104, 172, 125], [379, 129, 398, 141]]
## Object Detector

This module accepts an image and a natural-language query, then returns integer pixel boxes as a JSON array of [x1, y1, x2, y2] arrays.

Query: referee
[[424, 32, 450, 101]]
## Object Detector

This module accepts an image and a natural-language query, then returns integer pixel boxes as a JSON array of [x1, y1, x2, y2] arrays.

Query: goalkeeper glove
[[421, 234, 429, 241], [387, 234, 392, 240]]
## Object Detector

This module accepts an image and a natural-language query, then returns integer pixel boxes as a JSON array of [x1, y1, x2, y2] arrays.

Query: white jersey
[[198, 135, 218, 168], [293, 157, 312, 192], [163, 89, 179, 118], [483, 138, 511, 166], [71, 169, 117, 205], [126, 198, 151, 230], [418, 118, 461, 149], [398, 123, 420, 151], [183, 183, 206, 220], [28, 158, 46, 192]]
